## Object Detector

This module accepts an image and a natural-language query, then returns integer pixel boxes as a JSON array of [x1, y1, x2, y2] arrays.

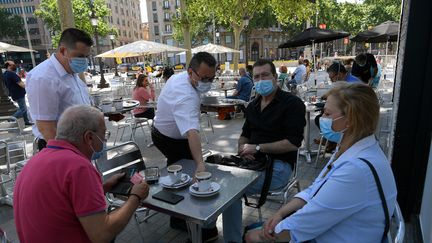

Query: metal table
[[142, 159, 260, 243]]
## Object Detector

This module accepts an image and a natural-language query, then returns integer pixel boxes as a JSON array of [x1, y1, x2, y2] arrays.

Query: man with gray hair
[[228, 67, 253, 102], [14, 105, 149, 243]]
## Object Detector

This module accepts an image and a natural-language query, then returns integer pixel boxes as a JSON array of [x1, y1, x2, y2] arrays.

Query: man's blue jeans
[[221, 160, 293, 243], [12, 97, 30, 123]]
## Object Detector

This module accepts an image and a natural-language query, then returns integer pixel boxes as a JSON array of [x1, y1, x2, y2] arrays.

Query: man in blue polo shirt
[[3, 61, 32, 125], [228, 67, 253, 102]]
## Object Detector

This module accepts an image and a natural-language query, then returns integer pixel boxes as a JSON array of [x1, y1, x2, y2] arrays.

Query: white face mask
[[195, 81, 212, 93]]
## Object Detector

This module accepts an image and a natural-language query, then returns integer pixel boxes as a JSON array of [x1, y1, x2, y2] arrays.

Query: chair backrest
[[0, 141, 26, 174], [0, 116, 21, 138], [94, 141, 146, 182]]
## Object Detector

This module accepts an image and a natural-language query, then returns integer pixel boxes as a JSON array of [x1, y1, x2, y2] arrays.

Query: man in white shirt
[[291, 59, 307, 84], [26, 28, 92, 150], [151, 52, 218, 241]]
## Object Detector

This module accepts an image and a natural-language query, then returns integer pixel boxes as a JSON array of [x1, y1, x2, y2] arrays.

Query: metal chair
[[249, 151, 302, 222], [314, 135, 329, 168], [94, 141, 157, 241], [0, 116, 21, 139], [112, 112, 152, 145]]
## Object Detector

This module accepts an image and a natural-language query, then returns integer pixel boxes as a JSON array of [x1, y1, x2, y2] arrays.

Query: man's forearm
[[37, 120, 57, 140], [187, 130, 204, 165], [260, 139, 298, 154]]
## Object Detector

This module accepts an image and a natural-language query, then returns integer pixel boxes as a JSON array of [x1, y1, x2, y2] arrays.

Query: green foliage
[[0, 8, 25, 42], [35, 0, 115, 47], [269, 0, 315, 26]]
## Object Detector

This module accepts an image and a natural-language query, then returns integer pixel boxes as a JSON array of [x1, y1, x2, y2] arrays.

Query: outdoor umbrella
[[0, 41, 36, 53], [351, 21, 399, 64], [351, 21, 399, 43], [278, 27, 350, 84], [96, 40, 186, 58], [176, 43, 241, 55]]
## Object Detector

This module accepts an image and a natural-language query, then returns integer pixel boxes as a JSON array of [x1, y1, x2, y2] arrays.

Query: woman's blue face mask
[[319, 116, 346, 143]]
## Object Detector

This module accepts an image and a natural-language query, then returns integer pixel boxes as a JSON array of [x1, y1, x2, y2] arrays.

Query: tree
[[35, 0, 114, 48], [0, 8, 25, 42]]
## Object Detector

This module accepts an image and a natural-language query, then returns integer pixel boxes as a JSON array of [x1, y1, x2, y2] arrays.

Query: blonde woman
[[246, 83, 397, 243]]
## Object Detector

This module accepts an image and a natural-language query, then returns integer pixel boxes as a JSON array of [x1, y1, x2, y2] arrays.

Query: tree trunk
[[180, 0, 192, 66], [232, 24, 242, 72], [56, 0, 75, 30]]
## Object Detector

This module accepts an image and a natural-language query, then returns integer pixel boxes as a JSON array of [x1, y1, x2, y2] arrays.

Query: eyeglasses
[[192, 69, 215, 83]]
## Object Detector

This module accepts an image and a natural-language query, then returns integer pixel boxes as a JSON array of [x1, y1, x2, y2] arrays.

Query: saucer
[[189, 182, 220, 197], [159, 174, 191, 189]]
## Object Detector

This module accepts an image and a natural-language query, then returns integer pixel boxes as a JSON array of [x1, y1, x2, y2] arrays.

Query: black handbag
[[206, 153, 275, 208]]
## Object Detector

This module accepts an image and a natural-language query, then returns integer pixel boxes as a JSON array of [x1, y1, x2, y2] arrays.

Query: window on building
[[31, 39, 41, 46], [122, 20, 125, 26], [117, 18, 120, 25], [227, 53, 233, 61], [165, 24, 172, 33], [152, 1, 157, 11], [115, 6, 118, 13], [129, 31, 131, 38], [153, 13, 158, 23], [27, 17, 37, 24], [176, 0, 180, 8], [163, 0, 170, 9], [154, 26, 160, 35], [126, 10, 129, 16], [225, 35, 232, 44], [164, 12, 170, 21], [121, 8, 124, 15], [29, 28, 39, 35]]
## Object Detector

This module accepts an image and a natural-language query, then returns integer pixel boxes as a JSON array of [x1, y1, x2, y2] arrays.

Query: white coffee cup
[[195, 171, 212, 192], [167, 165, 182, 184], [113, 99, 123, 111], [100, 101, 112, 113]]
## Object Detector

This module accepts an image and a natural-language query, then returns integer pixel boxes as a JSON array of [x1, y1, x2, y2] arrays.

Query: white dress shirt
[[154, 71, 201, 139], [26, 54, 91, 139], [275, 135, 397, 243]]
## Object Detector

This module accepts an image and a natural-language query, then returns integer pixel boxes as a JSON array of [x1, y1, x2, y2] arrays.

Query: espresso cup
[[100, 102, 112, 113], [167, 165, 182, 183], [195, 171, 212, 192], [113, 99, 123, 111]]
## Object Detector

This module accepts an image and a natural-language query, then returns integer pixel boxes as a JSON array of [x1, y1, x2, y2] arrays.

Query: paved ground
[[0, 72, 396, 242]]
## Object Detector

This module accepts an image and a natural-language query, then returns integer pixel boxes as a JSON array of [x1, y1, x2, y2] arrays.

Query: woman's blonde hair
[[326, 83, 379, 157]]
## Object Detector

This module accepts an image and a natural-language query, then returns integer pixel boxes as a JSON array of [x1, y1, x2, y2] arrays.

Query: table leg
[[224, 90, 228, 97], [187, 221, 202, 243], [300, 110, 318, 163]]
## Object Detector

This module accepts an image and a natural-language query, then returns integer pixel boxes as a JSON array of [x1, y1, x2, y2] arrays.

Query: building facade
[[0, 0, 52, 69]]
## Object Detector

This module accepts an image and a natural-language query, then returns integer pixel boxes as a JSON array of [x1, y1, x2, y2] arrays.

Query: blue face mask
[[196, 81, 212, 93], [90, 133, 106, 160], [255, 79, 274, 96], [69, 57, 88, 73], [319, 116, 346, 143]]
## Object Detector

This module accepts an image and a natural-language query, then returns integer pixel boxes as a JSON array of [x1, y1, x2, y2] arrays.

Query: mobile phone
[[152, 190, 184, 204]]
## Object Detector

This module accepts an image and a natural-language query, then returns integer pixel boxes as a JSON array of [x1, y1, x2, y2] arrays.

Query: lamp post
[[109, 34, 119, 77], [90, 9, 109, 88], [216, 31, 220, 64]]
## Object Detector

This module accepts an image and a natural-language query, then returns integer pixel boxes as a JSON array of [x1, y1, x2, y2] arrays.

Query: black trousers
[[134, 108, 155, 120], [151, 126, 193, 165]]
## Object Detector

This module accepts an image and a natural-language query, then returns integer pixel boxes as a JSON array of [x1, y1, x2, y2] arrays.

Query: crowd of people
[[4, 27, 397, 243]]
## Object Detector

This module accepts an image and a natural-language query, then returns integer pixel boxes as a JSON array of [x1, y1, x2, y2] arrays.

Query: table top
[[101, 99, 140, 115], [142, 159, 260, 225]]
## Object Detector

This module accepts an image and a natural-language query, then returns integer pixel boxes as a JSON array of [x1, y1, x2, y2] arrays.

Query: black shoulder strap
[[359, 158, 390, 242], [243, 155, 274, 208]]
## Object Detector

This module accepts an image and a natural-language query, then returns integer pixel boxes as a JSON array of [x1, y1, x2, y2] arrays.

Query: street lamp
[[215, 31, 220, 63], [90, 9, 109, 88], [109, 34, 119, 77]]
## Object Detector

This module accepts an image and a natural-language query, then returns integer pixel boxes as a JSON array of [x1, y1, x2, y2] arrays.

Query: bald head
[[56, 105, 104, 144]]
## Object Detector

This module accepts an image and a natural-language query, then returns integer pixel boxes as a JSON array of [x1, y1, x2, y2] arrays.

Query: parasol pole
[[312, 40, 317, 87], [385, 40, 389, 67]]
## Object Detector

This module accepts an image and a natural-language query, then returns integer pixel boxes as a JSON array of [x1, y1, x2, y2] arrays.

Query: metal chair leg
[[133, 213, 145, 243], [258, 207, 263, 222]]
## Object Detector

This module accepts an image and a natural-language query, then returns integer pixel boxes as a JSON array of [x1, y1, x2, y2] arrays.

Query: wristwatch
[[255, 144, 261, 152]]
